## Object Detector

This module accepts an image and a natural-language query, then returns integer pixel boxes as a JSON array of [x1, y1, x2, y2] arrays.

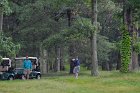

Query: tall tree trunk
[[132, 51, 139, 71], [116, 51, 121, 70], [109, 62, 113, 71], [131, 22, 139, 71], [0, 7, 3, 32], [91, 0, 99, 76], [60, 47, 65, 71], [121, 0, 139, 72], [39, 47, 43, 73], [127, 7, 133, 72], [102, 62, 109, 71], [123, 0, 132, 71], [54, 46, 61, 72], [56, 47, 61, 72], [40, 49, 48, 74], [124, 5, 139, 71]]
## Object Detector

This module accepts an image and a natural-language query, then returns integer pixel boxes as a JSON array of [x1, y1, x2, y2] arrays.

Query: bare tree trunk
[[131, 22, 139, 71], [60, 47, 65, 71], [132, 51, 139, 71], [40, 49, 48, 74], [46, 50, 50, 72], [0, 7, 3, 32], [39, 47, 43, 73], [54, 46, 61, 72], [102, 62, 109, 71], [91, 0, 99, 76], [56, 47, 61, 72], [116, 52, 121, 70]]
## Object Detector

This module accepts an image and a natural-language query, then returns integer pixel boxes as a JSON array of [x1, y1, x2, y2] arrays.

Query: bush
[[120, 27, 131, 73]]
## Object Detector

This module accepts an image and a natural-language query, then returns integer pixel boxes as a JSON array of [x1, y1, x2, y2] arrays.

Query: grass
[[1, 71, 140, 93]]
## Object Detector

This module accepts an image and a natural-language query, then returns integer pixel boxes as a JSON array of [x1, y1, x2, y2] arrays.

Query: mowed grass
[[1, 71, 140, 93]]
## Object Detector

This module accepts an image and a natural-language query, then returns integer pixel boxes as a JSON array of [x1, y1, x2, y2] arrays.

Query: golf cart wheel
[[8, 76, 14, 80], [36, 74, 41, 79]]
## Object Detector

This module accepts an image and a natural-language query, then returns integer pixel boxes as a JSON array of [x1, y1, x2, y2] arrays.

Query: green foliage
[[97, 35, 115, 63], [115, 41, 121, 51], [128, 0, 140, 7], [68, 18, 101, 39], [99, 0, 122, 14], [0, 56, 2, 63], [74, 18, 96, 36], [0, 0, 12, 14], [133, 42, 140, 53], [42, 34, 65, 49], [120, 27, 131, 73], [42, 18, 92, 49], [0, 32, 20, 57]]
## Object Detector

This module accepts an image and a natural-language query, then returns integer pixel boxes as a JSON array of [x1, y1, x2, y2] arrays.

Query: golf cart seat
[[0, 66, 8, 72], [32, 65, 36, 70], [0, 58, 11, 72]]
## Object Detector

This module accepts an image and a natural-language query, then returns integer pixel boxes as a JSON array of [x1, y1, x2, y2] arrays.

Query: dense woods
[[0, 0, 140, 75]]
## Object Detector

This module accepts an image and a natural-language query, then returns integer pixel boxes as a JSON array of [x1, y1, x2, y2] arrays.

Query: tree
[[0, 32, 20, 58], [0, 0, 19, 58], [0, 6, 3, 32], [0, 0, 11, 32], [129, 0, 140, 71], [119, 0, 140, 72], [91, 0, 99, 76]]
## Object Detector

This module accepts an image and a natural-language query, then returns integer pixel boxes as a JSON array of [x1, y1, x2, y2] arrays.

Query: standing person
[[23, 56, 32, 79], [73, 57, 80, 79], [69, 58, 75, 74]]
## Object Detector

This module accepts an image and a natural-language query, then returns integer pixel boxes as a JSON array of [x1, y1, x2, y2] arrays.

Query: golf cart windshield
[[14, 57, 39, 71]]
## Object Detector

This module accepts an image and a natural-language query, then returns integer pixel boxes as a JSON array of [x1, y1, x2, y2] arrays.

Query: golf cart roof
[[15, 57, 38, 60], [2, 58, 11, 60]]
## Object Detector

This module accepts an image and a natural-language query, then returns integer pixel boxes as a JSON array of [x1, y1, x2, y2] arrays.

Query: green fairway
[[0, 71, 140, 93]]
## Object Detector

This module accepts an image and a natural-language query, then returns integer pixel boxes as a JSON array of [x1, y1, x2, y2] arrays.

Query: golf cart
[[0, 57, 41, 80], [14, 57, 41, 79], [0, 58, 14, 80]]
